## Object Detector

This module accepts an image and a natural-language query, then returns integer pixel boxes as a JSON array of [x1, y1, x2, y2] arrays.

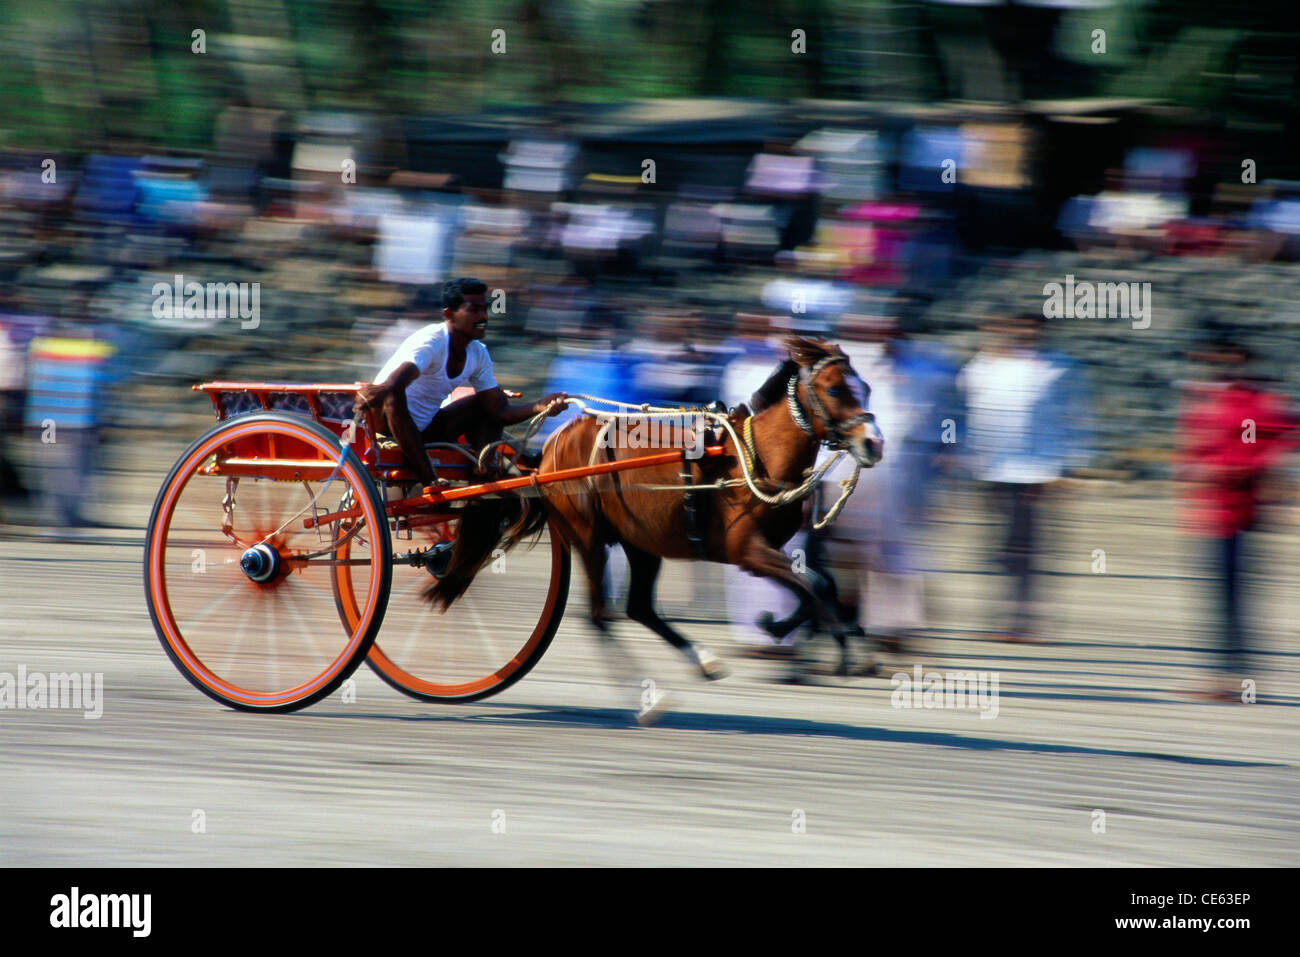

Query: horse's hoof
[[697, 650, 730, 681], [756, 612, 782, 639]]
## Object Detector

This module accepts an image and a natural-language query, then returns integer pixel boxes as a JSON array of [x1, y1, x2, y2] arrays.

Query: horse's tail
[[420, 490, 548, 610]]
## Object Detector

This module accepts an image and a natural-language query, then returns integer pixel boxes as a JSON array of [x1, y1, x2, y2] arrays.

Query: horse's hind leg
[[622, 543, 728, 681]]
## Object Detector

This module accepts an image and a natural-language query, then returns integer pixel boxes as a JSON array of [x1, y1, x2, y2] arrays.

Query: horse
[[424, 335, 884, 691]]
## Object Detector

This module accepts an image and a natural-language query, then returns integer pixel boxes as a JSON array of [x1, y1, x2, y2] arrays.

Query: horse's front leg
[[734, 534, 867, 679]]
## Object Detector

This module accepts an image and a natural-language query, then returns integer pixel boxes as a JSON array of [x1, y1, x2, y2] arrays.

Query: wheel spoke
[[221, 600, 256, 677], [281, 585, 326, 663], [178, 579, 244, 627]]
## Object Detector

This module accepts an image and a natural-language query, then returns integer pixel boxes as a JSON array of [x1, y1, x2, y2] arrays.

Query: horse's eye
[[827, 385, 851, 400]]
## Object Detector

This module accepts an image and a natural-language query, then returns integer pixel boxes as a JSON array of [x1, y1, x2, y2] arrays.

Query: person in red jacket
[[1175, 326, 1297, 700]]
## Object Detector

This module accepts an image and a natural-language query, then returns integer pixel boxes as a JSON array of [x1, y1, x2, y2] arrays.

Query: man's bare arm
[[354, 362, 436, 486], [480, 387, 568, 426]]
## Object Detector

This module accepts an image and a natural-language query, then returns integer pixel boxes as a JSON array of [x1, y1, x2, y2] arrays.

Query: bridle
[[786, 354, 876, 450]]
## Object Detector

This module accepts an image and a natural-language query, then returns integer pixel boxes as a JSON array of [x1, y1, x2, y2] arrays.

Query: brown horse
[[427, 335, 884, 685]]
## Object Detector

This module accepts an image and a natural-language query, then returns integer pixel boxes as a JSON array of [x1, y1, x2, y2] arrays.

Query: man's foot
[[1183, 679, 1244, 703], [993, 631, 1047, 645]]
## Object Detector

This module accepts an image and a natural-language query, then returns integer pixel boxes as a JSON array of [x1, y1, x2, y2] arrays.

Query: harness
[[786, 354, 877, 451], [519, 369, 868, 535]]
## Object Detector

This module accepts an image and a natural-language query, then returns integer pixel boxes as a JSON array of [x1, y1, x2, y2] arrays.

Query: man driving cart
[[354, 277, 568, 487]]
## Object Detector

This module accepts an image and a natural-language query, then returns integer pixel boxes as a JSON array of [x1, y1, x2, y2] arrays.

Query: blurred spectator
[[375, 200, 459, 286], [501, 140, 578, 196], [1082, 167, 1189, 253], [957, 311, 1089, 642], [760, 256, 853, 334], [1175, 323, 1298, 699], [554, 200, 655, 278], [662, 187, 727, 263], [743, 142, 820, 250], [810, 201, 923, 287], [1245, 181, 1300, 262], [626, 311, 719, 406], [795, 129, 888, 203], [0, 316, 27, 506], [820, 310, 963, 652], [370, 286, 442, 372], [533, 306, 643, 450], [897, 125, 964, 195], [24, 326, 115, 530]]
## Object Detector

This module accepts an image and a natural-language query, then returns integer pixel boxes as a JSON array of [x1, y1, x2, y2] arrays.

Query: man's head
[[442, 277, 489, 340], [981, 310, 1045, 351], [1190, 315, 1251, 373]]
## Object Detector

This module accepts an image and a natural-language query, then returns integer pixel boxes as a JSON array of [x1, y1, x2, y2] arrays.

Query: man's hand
[[353, 382, 388, 418], [533, 392, 569, 418]]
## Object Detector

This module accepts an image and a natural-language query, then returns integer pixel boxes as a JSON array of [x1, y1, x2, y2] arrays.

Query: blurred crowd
[[1, 0, 1299, 695]]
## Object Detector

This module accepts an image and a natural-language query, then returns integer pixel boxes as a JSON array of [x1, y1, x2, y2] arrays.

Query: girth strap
[[679, 449, 707, 557]]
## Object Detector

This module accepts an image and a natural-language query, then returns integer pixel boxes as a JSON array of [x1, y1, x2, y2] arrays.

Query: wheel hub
[[240, 542, 282, 583]]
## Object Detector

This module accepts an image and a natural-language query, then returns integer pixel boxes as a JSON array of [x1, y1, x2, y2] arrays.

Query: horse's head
[[783, 335, 884, 468]]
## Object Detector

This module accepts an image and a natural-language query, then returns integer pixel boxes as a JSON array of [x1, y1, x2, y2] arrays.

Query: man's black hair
[[442, 277, 488, 312], [1012, 309, 1048, 327], [1194, 312, 1251, 359]]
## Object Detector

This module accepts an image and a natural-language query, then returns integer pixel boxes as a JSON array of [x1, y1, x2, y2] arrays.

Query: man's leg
[[1006, 483, 1041, 637], [0, 392, 28, 499], [422, 392, 504, 471], [418, 393, 521, 606], [1220, 532, 1246, 674], [377, 389, 436, 487], [55, 429, 88, 527]]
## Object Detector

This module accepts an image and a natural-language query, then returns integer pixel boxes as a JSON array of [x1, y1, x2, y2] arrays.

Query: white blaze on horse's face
[[851, 415, 885, 468], [821, 365, 884, 468]]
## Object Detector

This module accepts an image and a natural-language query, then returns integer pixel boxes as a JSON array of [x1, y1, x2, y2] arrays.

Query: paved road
[[1, 441, 1298, 866]]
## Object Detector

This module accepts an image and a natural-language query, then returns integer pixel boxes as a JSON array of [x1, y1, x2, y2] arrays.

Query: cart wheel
[[144, 412, 392, 713], [333, 511, 569, 703]]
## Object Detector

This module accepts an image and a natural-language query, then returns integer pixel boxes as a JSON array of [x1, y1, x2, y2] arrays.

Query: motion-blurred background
[[1, 0, 1298, 680]]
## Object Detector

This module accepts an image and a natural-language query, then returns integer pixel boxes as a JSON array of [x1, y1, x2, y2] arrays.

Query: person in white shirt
[[355, 278, 567, 486], [957, 311, 1088, 642]]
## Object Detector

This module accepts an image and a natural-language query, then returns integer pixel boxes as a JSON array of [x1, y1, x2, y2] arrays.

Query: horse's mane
[[748, 336, 846, 413], [782, 334, 844, 367]]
